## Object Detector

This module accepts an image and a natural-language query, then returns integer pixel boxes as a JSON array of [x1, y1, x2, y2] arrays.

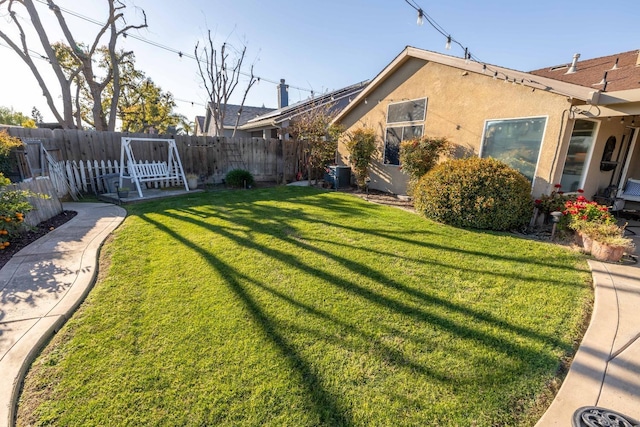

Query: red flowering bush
[[564, 196, 614, 232], [534, 184, 577, 216]]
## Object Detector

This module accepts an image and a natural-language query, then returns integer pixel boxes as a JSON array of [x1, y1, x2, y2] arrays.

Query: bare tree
[[194, 30, 257, 137], [0, 0, 147, 130]]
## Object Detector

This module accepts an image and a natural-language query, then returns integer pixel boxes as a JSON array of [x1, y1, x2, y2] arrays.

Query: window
[[384, 98, 427, 165], [560, 120, 597, 192], [480, 117, 547, 182]]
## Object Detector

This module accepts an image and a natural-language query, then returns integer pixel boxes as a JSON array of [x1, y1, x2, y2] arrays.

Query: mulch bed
[[0, 210, 77, 270]]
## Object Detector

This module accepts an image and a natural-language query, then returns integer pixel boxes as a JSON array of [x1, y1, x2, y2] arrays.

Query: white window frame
[[384, 98, 428, 166]]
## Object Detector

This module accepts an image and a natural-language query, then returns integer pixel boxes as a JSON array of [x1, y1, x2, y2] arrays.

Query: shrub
[[345, 127, 377, 189], [0, 172, 34, 248], [413, 157, 533, 231], [0, 129, 23, 177], [225, 169, 255, 188], [399, 135, 451, 192]]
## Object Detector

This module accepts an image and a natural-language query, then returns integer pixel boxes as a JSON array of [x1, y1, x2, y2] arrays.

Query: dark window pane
[[387, 99, 426, 123], [385, 127, 402, 165], [404, 126, 423, 139]]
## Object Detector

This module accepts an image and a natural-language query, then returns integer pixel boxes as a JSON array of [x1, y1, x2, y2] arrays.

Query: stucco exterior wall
[[337, 58, 573, 196]]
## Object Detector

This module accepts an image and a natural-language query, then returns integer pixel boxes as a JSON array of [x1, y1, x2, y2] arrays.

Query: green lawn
[[18, 186, 591, 426]]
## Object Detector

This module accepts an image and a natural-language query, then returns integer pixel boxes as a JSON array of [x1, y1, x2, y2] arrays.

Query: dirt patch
[[0, 210, 77, 270]]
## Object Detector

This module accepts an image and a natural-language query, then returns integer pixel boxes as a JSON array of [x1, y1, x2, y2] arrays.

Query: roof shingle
[[529, 50, 640, 92]]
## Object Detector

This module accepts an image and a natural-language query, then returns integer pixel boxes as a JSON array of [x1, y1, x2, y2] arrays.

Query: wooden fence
[[3, 128, 308, 186], [5, 177, 63, 226], [60, 159, 185, 198]]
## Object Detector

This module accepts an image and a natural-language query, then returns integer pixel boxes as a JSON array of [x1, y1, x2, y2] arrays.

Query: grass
[[17, 186, 592, 426]]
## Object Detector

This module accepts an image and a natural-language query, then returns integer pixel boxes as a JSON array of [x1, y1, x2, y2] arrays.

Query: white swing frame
[[119, 137, 188, 198]]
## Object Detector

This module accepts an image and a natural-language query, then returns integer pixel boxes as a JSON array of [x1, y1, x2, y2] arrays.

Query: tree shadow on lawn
[[130, 191, 587, 423], [177, 186, 587, 274], [151, 207, 575, 354]]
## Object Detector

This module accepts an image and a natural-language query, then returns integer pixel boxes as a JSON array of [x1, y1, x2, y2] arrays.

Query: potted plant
[[186, 173, 198, 190], [584, 222, 635, 262], [564, 195, 614, 253]]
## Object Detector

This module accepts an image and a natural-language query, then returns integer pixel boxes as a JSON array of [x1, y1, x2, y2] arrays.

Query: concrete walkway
[[536, 258, 640, 425], [0, 202, 638, 426], [0, 203, 125, 427]]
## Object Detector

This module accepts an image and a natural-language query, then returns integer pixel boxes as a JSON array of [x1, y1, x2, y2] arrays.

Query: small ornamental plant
[[0, 129, 23, 176], [534, 184, 577, 217], [399, 136, 451, 193], [563, 195, 615, 232], [581, 222, 634, 248], [0, 173, 34, 249], [225, 169, 255, 188], [345, 127, 377, 189]]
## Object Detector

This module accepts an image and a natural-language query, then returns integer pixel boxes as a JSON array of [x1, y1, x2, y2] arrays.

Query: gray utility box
[[324, 165, 351, 189]]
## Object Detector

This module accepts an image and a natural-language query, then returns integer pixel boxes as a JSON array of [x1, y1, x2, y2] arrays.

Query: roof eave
[[333, 46, 600, 124]]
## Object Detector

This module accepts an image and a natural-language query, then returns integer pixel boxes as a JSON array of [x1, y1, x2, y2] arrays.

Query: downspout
[[547, 109, 571, 192]]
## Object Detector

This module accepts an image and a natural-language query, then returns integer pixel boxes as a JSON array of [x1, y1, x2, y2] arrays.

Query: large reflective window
[[480, 117, 547, 182]]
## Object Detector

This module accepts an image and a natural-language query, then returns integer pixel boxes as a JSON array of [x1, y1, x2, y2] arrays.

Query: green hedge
[[413, 157, 533, 230]]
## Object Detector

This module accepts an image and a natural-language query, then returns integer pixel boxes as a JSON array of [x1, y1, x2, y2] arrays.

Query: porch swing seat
[[618, 178, 640, 202], [119, 137, 188, 198]]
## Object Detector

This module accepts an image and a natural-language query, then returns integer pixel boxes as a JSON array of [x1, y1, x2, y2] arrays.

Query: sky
[[1, 0, 638, 127]]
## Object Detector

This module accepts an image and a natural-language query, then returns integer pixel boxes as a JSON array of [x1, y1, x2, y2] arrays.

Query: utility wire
[[402, 0, 547, 87], [31, 0, 314, 93]]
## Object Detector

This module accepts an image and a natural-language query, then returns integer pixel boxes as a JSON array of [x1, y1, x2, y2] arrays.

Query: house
[[194, 115, 205, 136], [333, 46, 640, 206], [202, 103, 275, 138], [239, 79, 368, 140], [201, 79, 369, 140]]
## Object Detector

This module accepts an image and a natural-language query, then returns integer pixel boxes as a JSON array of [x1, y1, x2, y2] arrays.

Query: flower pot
[[591, 240, 626, 262], [576, 231, 593, 254], [187, 177, 198, 190], [117, 190, 129, 199]]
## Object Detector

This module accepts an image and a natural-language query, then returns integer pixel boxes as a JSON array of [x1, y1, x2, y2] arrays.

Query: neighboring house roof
[[530, 50, 640, 93], [333, 46, 602, 124], [204, 103, 275, 134], [242, 81, 368, 130], [195, 116, 205, 132]]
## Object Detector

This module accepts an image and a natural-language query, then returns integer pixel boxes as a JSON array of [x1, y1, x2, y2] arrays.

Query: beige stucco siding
[[337, 58, 572, 196]]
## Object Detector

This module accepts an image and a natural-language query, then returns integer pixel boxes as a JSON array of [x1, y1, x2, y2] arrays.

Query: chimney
[[566, 53, 580, 74], [278, 79, 288, 109]]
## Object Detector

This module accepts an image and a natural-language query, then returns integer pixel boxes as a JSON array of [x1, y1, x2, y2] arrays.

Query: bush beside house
[[413, 157, 533, 231], [399, 135, 451, 195], [345, 127, 377, 189]]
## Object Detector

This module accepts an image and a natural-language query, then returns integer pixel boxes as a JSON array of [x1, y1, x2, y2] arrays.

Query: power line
[[402, 0, 545, 87], [32, 0, 314, 93]]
